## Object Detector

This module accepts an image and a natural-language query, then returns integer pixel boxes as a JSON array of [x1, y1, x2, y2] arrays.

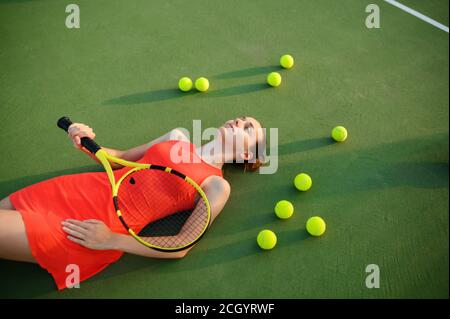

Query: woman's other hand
[[61, 219, 118, 250]]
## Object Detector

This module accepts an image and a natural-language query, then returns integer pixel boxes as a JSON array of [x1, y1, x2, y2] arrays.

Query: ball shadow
[[204, 83, 269, 98], [103, 88, 191, 105], [212, 65, 281, 79]]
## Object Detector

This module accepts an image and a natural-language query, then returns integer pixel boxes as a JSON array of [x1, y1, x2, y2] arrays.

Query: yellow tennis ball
[[331, 126, 348, 142], [306, 216, 326, 237], [178, 77, 193, 92], [280, 54, 294, 69], [294, 173, 312, 191], [195, 77, 209, 92], [267, 72, 282, 87], [274, 200, 294, 219], [257, 229, 277, 250]]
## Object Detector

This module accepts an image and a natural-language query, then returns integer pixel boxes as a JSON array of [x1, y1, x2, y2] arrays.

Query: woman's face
[[218, 116, 262, 161]]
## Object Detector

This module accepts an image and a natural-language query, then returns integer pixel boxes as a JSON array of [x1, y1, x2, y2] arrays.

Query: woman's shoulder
[[201, 175, 230, 191]]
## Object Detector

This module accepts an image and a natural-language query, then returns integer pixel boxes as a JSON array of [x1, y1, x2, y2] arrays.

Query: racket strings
[[117, 169, 209, 248], [119, 170, 193, 225], [140, 200, 208, 248]]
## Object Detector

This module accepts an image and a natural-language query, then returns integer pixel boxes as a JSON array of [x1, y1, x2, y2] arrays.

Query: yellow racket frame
[[96, 149, 211, 251]]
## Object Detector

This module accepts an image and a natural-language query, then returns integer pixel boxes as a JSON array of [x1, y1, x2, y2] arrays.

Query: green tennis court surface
[[0, 0, 448, 298]]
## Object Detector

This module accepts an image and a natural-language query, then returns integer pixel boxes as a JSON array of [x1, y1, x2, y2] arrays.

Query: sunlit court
[[0, 0, 448, 300]]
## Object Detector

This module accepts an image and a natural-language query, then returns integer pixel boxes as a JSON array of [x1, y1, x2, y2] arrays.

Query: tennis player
[[0, 117, 264, 289]]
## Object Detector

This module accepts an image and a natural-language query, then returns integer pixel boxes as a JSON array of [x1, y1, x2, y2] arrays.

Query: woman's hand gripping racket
[[57, 116, 211, 252]]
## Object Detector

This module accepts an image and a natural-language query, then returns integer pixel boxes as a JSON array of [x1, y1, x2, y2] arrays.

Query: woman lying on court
[[0, 116, 265, 290]]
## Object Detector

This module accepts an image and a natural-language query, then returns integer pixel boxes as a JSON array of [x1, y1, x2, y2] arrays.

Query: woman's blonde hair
[[243, 158, 264, 172]]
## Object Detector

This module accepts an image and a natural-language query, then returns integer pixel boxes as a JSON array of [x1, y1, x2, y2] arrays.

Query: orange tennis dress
[[9, 140, 222, 290]]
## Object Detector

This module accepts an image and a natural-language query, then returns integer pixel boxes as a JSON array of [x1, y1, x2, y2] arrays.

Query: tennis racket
[[57, 116, 211, 252]]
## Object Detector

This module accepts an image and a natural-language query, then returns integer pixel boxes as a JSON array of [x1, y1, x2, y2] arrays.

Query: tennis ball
[[331, 126, 348, 142], [195, 77, 210, 92], [294, 173, 312, 191], [267, 72, 282, 87], [178, 77, 193, 92], [306, 216, 326, 237], [274, 200, 294, 219], [257, 229, 277, 250], [280, 54, 294, 69]]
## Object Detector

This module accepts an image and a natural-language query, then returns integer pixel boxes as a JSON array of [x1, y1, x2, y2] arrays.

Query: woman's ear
[[238, 151, 254, 162]]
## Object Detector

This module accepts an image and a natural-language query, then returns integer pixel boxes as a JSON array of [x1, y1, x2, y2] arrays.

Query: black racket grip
[[57, 116, 101, 154]]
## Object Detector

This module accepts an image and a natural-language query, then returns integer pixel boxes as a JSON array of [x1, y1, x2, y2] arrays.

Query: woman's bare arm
[[68, 123, 188, 169], [114, 128, 189, 162]]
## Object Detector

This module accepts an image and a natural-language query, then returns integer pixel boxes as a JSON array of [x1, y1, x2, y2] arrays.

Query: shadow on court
[[278, 137, 334, 155], [103, 82, 269, 105], [0, 260, 55, 298], [101, 64, 284, 106], [211, 133, 449, 238], [84, 227, 311, 286], [212, 65, 280, 79], [203, 83, 269, 98], [167, 227, 310, 272], [103, 88, 189, 105], [307, 133, 450, 197], [0, 0, 36, 4], [0, 165, 101, 199]]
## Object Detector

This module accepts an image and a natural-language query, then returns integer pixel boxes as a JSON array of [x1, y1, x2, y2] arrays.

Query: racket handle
[[57, 116, 101, 154]]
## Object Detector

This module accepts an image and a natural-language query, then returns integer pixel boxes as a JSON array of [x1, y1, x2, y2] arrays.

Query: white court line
[[384, 0, 449, 33]]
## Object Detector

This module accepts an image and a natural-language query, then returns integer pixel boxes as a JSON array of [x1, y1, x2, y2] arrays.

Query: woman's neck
[[196, 139, 233, 170]]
